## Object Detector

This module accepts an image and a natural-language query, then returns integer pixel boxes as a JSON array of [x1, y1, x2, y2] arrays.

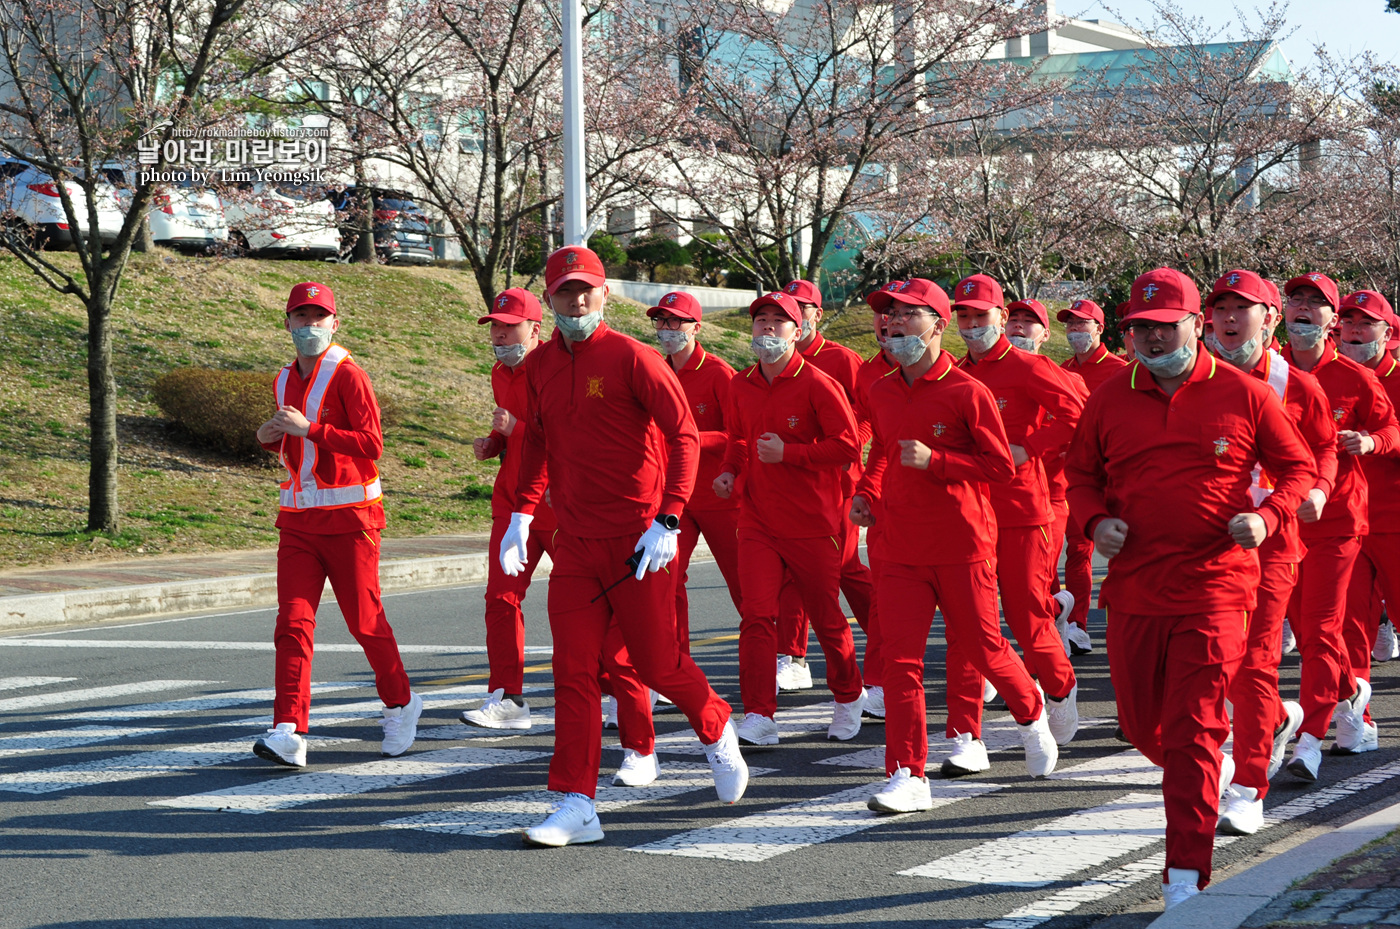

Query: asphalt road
[[3, 560, 1399, 929]]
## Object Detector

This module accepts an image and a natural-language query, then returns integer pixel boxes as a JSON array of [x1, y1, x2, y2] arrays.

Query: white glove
[[500, 512, 533, 577], [633, 518, 680, 579]]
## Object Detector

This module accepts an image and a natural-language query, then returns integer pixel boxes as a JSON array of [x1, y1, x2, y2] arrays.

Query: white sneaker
[[523, 793, 604, 847], [1267, 701, 1305, 779], [982, 679, 998, 704], [776, 655, 813, 691], [1333, 720, 1379, 755], [1162, 868, 1201, 910], [862, 685, 886, 720], [1375, 621, 1399, 663], [940, 732, 990, 776], [253, 722, 307, 768], [461, 688, 532, 730], [736, 712, 780, 746], [1281, 619, 1297, 656], [1286, 732, 1323, 781], [1067, 624, 1094, 655], [1217, 751, 1235, 801], [868, 766, 934, 814], [1018, 711, 1059, 778], [1218, 783, 1263, 835], [604, 695, 618, 730], [1334, 678, 1373, 752], [1044, 684, 1079, 746], [828, 689, 866, 741], [704, 720, 749, 803], [612, 749, 660, 787], [1052, 591, 1074, 657], [380, 691, 422, 757]]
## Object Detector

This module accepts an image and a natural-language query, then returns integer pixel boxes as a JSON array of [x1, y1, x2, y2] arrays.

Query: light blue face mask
[[1008, 335, 1038, 353], [1066, 331, 1095, 354], [290, 325, 334, 357], [656, 329, 692, 355], [553, 309, 603, 341], [1286, 321, 1327, 350], [1135, 342, 1196, 377], [751, 335, 792, 365], [958, 324, 1001, 354], [1339, 339, 1383, 364], [883, 333, 930, 366], [494, 343, 528, 366], [1216, 335, 1261, 368]]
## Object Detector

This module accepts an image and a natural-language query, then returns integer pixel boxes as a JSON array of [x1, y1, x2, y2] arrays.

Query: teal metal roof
[[998, 41, 1295, 87]]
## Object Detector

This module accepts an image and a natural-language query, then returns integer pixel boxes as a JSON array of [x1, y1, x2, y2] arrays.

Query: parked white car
[[0, 159, 124, 248], [101, 166, 229, 252], [222, 181, 340, 259]]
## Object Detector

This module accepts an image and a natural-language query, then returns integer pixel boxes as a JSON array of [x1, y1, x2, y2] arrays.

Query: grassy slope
[[0, 253, 1072, 570]]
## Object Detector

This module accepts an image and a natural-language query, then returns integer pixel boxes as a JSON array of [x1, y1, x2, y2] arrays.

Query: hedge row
[[152, 368, 277, 458]]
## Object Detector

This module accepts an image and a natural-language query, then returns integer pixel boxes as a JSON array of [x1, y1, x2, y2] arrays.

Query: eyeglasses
[[1286, 292, 1331, 310], [652, 316, 692, 330], [1125, 319, 1186, 339], [883, 308, 932, 323]]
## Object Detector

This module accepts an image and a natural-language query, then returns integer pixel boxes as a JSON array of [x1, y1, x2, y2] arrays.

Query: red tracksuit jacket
[[801, 332, 870, 494], [856, 350, 1014, 565], [1065, 348, 1318, 616], [261, 355, 385, 534], [515, 323, 699, 538], [673, 343, 738, 514], [1361, 355, 1400, 530], [721, 351, 859, 539], [1281, 344, 1400, 540], [855, 349, 900, 418], [479, 360, 555, 529], [1048, 345, 1128, 502], [956, 337, 1087, 527]]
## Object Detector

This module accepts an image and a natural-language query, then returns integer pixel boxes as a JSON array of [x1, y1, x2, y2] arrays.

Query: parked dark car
[[328, 187, 434, 265]]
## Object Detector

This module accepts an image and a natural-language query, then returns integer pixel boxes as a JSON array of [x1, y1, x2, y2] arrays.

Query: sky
[[1067, 1, 1400, 68]]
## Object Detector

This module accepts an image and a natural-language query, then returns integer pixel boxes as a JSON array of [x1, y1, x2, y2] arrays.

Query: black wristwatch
[[658, 513, 680, 531]]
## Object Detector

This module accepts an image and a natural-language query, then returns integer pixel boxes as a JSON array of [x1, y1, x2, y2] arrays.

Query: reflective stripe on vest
[[275, 344, 384, 511], [1249, 349, 1290, 508]]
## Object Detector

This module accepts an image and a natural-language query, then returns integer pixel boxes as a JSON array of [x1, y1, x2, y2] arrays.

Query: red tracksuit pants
[[1344, 533, 1400, 722], [274, 527, 411, 730], [738, 528, 863, 719], [1109, 610, 1246, 888], [882, 559, 1042, 777], [484, 515, 557, 694], [675, 507, 744, 652], [1063, 514, 1096, 631], [777, 512, 883, 686], [1289, 534, 1362, 739], [1048, 498, 1068, 596], [547, 531, 732, 797], [1228, 554, 1296, 798]]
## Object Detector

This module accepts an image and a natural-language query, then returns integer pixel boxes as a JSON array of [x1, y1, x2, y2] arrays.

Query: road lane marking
[[815, 717, 1112, 770], [0, 639, 551, 655], [53, 683, 365, 722], [0, 681, 216, 713], [0, 725, 165, 758], [600, 702, 838, 756], [0, 677, 76, 692], [632, 779, 1002, 862], [223, 685, 507, 730], [418, 710, 556, 741]]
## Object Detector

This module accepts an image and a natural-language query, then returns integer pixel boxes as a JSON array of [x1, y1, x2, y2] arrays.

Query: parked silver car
[[0, 159, 124, 248]]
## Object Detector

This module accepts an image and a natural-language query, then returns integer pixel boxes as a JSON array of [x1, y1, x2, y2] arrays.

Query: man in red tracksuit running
[[1279, 272, 1398, 780], [852, 277, 1058, 814], [1066, 268, 1316, 909], [1054, 299, 1126, 656], [253, 282, 421, 768], [775, 279, 884, 718], [1203, 270, 1336, 837], [1338, 289, 1400, 752], [714, 291, 866, 747], [503, 246, 748, 848], [950, 274, 1086, 766], [646, 290, 744, 646]]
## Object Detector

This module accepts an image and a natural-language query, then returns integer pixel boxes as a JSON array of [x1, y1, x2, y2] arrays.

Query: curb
[[1148, 798, 1400, 928], [0, 539, 718, 632]]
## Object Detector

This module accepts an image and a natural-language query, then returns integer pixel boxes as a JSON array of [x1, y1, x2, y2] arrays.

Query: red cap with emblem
[[1123, 268, 1201, 324], [885, 278, 951, 320], [646, 290, 703, 322], [286, 281, 336, 315], [478, 287, 543, 325], [1340, 290, 1394, 323], [1263, 280, 1282, 312], [1283, 272, 1341, 312], [544, 246, 607, 296], [1007, 297, 1049, 329], [1208, 269, 1272, 308], [783, 279, 822, 308], [1057, 299, 1104, 325], [749, 291, 804, 324], [866, 280, 906, 314], [952, 274, 1004, 311], [1388, 309, 1400, 351]]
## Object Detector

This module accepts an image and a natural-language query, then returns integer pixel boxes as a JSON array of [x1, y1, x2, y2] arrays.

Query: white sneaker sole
[[868, 793, 934, 814], [523, 822, 605, 847], [737, 731, 779, 747], [460, 711, 531, 730]]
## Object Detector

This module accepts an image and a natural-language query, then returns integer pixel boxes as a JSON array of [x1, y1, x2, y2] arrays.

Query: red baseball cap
[[1006, 298, 1049, 329], [866, 281, 906, 313], [478, 288, 543, 325], [287, 281, 336, 315], [1208, 269, 1272, 308], [1283, 272, 1341, 312], [783, 279, 823, 308], [646, 290, 703, 323], [1056, 299, 1105, 325], [952, 274, 1004, 311], [749, 291, 803, 324], [885, 278, 951, 320], [544, 246, 607, 296], [1123, 268, 1201, 324], [1339, 290, 1394, 323], [1263, 280, 1282, 312], [1388, 309, 1400, 351]]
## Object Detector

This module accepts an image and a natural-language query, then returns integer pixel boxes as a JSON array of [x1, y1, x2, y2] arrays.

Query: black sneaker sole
[[1286, 759, 1318, 781], [1070, 645, 1093, 656], [861, 712, 886, 721], [253, 740, 302, 768], [939, 761, 987, 778]]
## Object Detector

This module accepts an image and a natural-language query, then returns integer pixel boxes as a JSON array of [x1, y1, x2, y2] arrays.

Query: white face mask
[[1339, 339, 1383, 364], [1008, 334, 1038, 353], [751, 335, 793, 365], [1286, 320, 1327, 350], [958, 324, 1002, 354], [884, 332, 930, 366], [290, 325, 334, 357], [554, 309, 604, 341], [1066, 331, 1095, 354], [1216, 335, 1262, 368], [800, 318, 815, 341], [656, 329, 692, 355], [1135, 342, 1196, 378], [494, 343, 528, 367]]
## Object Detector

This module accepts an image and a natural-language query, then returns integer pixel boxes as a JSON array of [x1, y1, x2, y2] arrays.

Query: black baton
[[591, 550, 645, 603]]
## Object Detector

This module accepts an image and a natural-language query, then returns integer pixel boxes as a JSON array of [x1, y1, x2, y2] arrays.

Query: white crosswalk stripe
[[0, 638, 551, 654], [0, 676, 76, 692], [604, 702, 837, 756], [151, 746, 550, 813], [0, 680, 216, 713], [816, 716, 1113, 770], [54, 682, 364, 722], [631, 779, 1002, 862], [224, 684, 499, 730], [418, 710, 556, 741], [0, 725, 165, 758]]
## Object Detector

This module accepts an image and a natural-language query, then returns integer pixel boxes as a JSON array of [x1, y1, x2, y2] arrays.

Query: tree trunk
[[85, 290, 119, 533], [131, 215, 154, 253], [354, 181, 376, 263]]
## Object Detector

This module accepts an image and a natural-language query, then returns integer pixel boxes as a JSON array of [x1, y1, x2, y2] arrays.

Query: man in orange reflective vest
[[254, 282, 421, 768]]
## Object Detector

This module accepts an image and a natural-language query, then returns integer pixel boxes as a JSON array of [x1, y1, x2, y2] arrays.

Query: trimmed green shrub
[[152, 367, 278, 459]]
